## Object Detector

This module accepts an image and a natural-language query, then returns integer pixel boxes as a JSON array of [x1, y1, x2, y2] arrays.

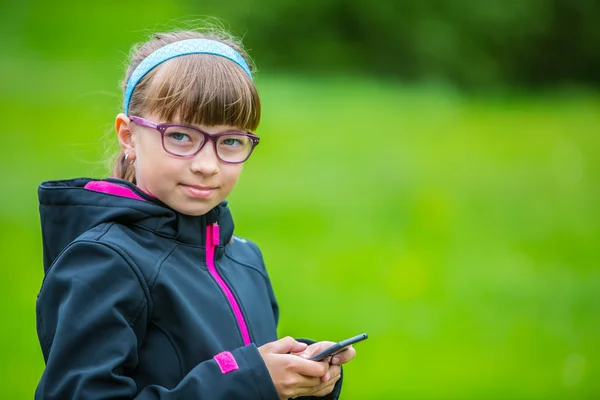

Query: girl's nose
[[190, 141, 219, 175]]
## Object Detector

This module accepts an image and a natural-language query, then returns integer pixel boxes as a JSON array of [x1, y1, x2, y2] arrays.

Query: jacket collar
[[39, 178, 235, 271]]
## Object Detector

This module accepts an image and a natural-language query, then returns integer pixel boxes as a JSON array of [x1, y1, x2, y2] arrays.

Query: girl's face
[[116, 112, 244, 216]]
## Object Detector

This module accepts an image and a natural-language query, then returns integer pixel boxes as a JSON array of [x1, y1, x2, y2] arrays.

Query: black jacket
[[35, 178, 342, 399]]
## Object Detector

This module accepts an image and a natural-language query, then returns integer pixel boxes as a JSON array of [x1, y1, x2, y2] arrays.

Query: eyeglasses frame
[[129, 116, 260, 164]]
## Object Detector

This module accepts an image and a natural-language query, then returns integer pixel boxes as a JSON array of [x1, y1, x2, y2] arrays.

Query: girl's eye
[[167, 132, 191, 142], [219, 135, 250, 148], [221, 137, 242, 147]]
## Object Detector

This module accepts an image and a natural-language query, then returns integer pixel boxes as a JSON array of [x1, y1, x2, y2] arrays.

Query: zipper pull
[[212, 223, 220, 247]]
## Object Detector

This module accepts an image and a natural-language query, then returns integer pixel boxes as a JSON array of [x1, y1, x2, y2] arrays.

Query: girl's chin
[[173, 205, 212, 216], [169, 198, 218, 217], [151, 189, 221, 216]]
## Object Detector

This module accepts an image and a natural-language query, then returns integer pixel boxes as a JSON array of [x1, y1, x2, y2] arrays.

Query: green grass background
[[2, 4, 600, 400]]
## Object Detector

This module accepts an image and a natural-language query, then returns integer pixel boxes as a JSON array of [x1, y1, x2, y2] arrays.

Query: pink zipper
[[205, 223, 252, 346]]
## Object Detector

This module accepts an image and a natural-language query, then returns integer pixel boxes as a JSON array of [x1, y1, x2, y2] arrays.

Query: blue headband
[[123, 39, 253, 115]]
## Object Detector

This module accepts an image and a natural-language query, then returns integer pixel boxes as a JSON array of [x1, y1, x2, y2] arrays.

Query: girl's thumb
[[270, 336, 308, 354]]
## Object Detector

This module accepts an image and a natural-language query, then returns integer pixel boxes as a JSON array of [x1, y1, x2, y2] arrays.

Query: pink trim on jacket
[[213, 351, 239, 374], [84, 181, 145, 201], [205, 223, 252, 346]]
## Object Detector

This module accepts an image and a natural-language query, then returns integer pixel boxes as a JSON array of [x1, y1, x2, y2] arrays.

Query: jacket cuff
[[233, 344, 279, 400]]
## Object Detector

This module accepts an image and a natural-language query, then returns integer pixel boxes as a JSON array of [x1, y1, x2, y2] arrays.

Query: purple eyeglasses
[[129, 116, 260, 164]]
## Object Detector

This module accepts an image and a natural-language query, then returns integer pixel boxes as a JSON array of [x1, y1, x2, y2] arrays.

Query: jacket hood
[[38, 178, 235, 274]]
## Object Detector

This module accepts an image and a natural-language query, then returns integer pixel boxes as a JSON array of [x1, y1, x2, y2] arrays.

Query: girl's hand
[[301, 365, 341, 397], [292, 341, 357, 397], [295, 341, 357, 369], [258, 337, 331, 400]]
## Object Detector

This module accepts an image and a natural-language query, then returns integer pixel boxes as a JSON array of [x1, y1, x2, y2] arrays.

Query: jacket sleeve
[[36, 240, 278, 400]]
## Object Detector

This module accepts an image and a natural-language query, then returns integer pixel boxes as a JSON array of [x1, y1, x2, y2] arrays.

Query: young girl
[[35, 29, 356, 399]]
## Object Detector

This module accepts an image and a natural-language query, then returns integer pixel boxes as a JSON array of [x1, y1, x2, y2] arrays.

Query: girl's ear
[[116, 113, 135, 154]]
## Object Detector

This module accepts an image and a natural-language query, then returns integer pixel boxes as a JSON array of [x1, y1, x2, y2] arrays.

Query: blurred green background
[[2, 1, 599, 399]]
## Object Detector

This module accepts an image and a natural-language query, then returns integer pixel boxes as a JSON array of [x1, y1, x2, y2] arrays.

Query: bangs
[[130, 54, 261, 131]]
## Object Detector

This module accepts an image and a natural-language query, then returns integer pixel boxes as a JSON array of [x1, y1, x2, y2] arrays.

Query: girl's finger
[[294, 374, 322, 390], [331, 345, 356, 365], [321, 365, 341, 382], [307, 372, 341, 397], [290, 356, 330, 378]]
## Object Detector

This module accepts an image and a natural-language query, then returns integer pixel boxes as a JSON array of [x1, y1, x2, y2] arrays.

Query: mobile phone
[[309, 333, 368, 361]]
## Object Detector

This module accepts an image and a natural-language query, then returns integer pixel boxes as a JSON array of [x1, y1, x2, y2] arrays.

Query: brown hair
[[112, 30, 261, 183]]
